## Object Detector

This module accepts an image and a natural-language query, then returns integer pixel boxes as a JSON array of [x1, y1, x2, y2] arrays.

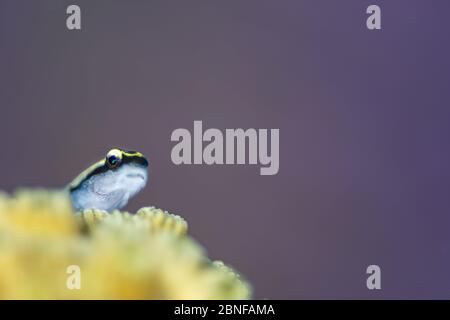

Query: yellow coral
[[0, 190, 251, 299]]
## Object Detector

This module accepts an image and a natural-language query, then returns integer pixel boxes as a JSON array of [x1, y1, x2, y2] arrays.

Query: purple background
[[1, 0, 450, 298]]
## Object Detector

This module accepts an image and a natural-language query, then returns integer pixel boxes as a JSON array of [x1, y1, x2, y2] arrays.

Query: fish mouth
[[126, 173, 146, 180]]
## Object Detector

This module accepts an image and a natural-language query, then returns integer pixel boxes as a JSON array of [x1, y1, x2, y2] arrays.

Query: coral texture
[[0, 190, 251, 299]]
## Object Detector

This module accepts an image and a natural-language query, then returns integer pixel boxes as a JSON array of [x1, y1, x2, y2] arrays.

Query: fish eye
[[106, 149, 122, 169]]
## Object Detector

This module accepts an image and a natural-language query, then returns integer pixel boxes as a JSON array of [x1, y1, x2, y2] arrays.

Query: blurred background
[[1, 0, 450, 299]]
